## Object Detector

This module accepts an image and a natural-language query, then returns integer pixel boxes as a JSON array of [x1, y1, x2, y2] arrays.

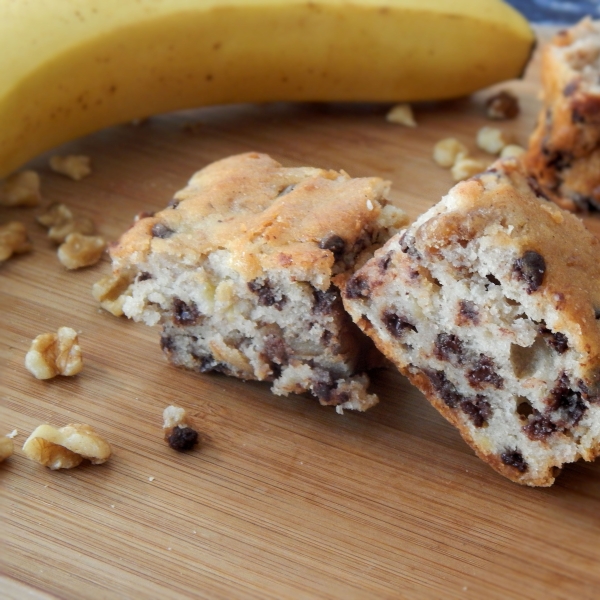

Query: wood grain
[[2, 28, 600, 600]]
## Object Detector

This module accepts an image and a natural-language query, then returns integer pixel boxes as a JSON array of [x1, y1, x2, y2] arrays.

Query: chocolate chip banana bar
[[106, 152, 407, 411], [524, 18, 600, 211], [340, 158, 600, 485]]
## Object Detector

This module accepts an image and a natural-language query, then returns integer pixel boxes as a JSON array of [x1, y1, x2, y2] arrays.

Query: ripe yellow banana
[[0, 0, 533, 177]]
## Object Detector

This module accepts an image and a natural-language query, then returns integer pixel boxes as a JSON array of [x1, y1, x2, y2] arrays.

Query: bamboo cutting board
[[2, 29, 600, 600]]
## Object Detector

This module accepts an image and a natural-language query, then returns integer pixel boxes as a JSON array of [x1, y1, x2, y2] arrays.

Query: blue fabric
[[505, 0, 600, 24]]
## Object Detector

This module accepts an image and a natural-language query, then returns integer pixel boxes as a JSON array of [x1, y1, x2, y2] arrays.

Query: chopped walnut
[[0, 171, 42, 207], [92, 273, 133, 316], [25, 327, 83, 379], [451, 157, 489, 182], [49, 155, 92, 181], [385, 103, 417, 127], [0, 221, 32, 262], [22, 423, 111, 470], [433, 138, 469, 168], [500, 144, 526, 159], [163, 405, 199, 452], [0, 436, 14, 462], [58, 233, 106, 269], [476, 126, 514, 155], [37, 202, 95, 244], [486, 90, 520, 120]]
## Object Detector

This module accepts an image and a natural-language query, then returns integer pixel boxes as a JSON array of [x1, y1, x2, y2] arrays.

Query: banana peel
[[0, 0, 534, 177]]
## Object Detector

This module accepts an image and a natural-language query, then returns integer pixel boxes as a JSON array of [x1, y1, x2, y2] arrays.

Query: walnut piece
[[433, 138, 469, 168], [163, 405, 199, 452], [0, 436, 14, 462], [92, 273, 133, 316], [500, 144, 526, 159], [49, 155, 92, 181], [486, 90, 520, 120], [0, 171, 42, 207], [451, 157, 489, 182], [58, 233, 106, 269], [476, 126, 513, 155], [0, 221, 32, 262], [385, 103, 417, 127], [22, 423, 111, 470], [37, 202, 95, 244], [25, 327, 83, 379]]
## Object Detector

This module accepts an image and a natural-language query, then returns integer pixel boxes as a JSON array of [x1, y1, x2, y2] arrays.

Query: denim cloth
[[505, 0, 600, 24]]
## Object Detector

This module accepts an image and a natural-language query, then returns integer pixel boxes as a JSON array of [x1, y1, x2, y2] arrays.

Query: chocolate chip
[[539, 327, 568, 354], [160, 335, 176, 352], [563, 80, 578, 97], [137, 271, 152, 282], [548, 374, 587, 426], [312, 287, 338, 315], [466, 355, 504, 389], [344, 275, 370, 300], [434, 333, 464, 363], [523, 412, 557, 441], [167, 426, 199, 452], [457, 300, 479, 325], [513, 251, 545, 293], [460, 396, 492, 428], [151, 222, 174, 238], [248, 279, 286, 310], [379, 252, 393, 272], [423, 369, 463, 408], [485, 90, 520, 120], [311, 369, 334, 402], [263, 334, 288, 367], [382, 310, 417, 338], [501, 450, 528, 473], [399, 232, 419, 258], [173, 298, 200, 325], [486, 274, 501, 286], [527, 176, 550, 201], [193, 353, 225, 373], [318, 234, 345, 260]]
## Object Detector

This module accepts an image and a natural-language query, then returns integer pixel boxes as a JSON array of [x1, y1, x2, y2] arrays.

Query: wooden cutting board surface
[[3, 28, 600, 600]]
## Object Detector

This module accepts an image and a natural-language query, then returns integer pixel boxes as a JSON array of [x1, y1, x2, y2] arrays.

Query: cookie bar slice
[[524, 18, 600, 211], [339, 158, 600, 485], [106, 152, 407, 412]]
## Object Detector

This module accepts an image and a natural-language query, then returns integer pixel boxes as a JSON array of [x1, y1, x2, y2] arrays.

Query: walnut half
[[25, 327, 83, 379], [23, 424, 111, 469], [0, 221, 32, 262]]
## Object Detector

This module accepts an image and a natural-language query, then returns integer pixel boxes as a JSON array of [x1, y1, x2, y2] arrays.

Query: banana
[[0, 0, 533, 177]]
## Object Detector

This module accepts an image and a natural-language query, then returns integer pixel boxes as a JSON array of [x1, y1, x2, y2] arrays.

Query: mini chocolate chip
[[434, 333, 464, 363], [151, 222, 174, 238], [318, 234, 346, 260], [423, 369, 463, 408], [539, 327, 568, 353], [312, 287, 338, 315], [193, 353, 225, 373], [137, 271, 152, 282], [513, 251, 546, 293], [523, 412, 557, 441], [563, 80, 578, 97], [399, 232, 419, 258], [321, 329, 333, 346], [160, 335, 176, 352], [460, 396, 492, 428], [167, 426, 199, 452], [486, 274, 501, 286], [382, 310, 417, 338], [248, 279, 286, 310], [527, 176, 550, 201], [457, 300, 479, 325], [501, 450, 528, 472], [345, 275, 370, 300], [311, 369, 334, 402], [173, 298, 200, 325], [379, 252, 393, 271], [467, 355, 504, 389], [263, 334, 288, 367], [548, 374, 587, 426]]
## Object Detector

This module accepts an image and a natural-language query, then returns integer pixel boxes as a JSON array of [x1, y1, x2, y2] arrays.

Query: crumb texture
[[107, 153, 408, 411], [342, 159, 600, 485]]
